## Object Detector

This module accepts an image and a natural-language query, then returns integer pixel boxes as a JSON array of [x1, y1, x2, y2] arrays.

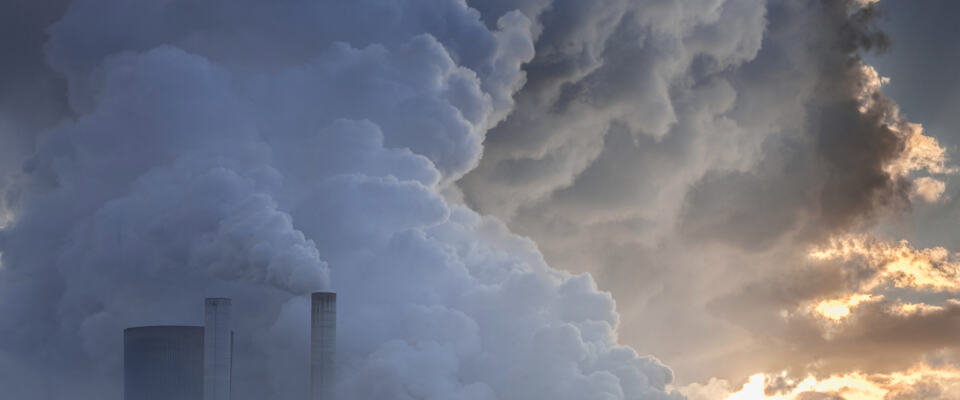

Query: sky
[[0, 1, 958, 399]]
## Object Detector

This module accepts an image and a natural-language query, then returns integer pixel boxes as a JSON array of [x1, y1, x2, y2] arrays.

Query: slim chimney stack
[[204, 298, 232, 400], [311, 292, 336, 400]]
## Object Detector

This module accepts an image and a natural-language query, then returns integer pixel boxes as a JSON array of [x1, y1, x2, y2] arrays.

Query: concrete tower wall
[[123, 326, 204, 400], [204, 298, 232, 400], [311, 292, 336, 400]]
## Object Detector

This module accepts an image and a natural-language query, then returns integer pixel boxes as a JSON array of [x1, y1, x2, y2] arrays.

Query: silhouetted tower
[[311, 292, 336, 400], [204, 298, 232, 400], [123, 326, 204, 400]]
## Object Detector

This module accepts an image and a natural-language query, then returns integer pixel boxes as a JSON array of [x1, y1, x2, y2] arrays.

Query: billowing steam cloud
[[460, 0, 959, 395], [0, 0, 685, 399], [3, 0, 958, 399]]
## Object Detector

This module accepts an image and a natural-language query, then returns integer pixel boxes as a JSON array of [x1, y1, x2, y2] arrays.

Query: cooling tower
[[123, 326, 204, 400], [204, 298, 232, 400], [311, 292, 336, 400]]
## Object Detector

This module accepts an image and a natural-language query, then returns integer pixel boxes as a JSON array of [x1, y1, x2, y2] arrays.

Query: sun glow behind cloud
[[802, 235, 960, 345], [720, 365, 960, 400], [713, 233, 960, 399], [810, 235, 960, 293], [811, 293, 880, 321], [706, 39, 960, 400], [719, 235, 960, 399], [798, 64, 960, 326]]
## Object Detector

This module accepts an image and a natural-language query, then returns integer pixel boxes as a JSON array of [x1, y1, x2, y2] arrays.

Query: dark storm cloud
[[0, 0, 70, 221], [681, 1, 903, 247], [0, 0, 70, 133], [456, 0, 958, 390]]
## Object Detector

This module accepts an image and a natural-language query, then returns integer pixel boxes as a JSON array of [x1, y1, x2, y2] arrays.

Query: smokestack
[[204, 298, 232, 400], [311, 292, 336, 400], [123, 326, 204, 400]]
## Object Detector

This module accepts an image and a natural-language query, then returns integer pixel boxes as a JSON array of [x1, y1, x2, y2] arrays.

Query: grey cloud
[[0, 0, 71, 223], [707, 268, 960, 378], [456, 0, 956, 389], [0, 1, 683, 399], [459, 0, 768, 249], [682, 1, 901, 247]]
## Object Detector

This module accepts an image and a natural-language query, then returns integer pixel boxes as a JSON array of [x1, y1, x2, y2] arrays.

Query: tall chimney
[[204, 298, 232, 400], [311, 292, 336, 400]]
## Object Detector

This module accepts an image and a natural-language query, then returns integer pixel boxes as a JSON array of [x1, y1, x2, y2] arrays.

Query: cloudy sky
[[1, 1, 958, 399]]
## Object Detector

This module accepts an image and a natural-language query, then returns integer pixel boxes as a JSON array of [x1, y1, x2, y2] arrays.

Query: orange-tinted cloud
[[810, 236, 960, 292], [682, 364, 960, 400]]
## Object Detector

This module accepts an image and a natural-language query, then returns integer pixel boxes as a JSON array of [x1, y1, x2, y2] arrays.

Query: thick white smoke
[[0, 0, 683, 399]]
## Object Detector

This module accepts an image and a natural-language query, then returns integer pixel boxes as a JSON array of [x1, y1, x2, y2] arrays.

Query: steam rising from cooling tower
[[0, 0, 694, 398]]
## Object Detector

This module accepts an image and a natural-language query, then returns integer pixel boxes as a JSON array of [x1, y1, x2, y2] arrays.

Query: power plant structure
[[311, 292, 336, 400], [123, 326, 204, 400], [123, 292, 336, 400], [203, 298, 232, 400]]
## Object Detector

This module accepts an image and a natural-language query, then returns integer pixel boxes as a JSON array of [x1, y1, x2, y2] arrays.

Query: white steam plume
[[0, 1, 683, 399]]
